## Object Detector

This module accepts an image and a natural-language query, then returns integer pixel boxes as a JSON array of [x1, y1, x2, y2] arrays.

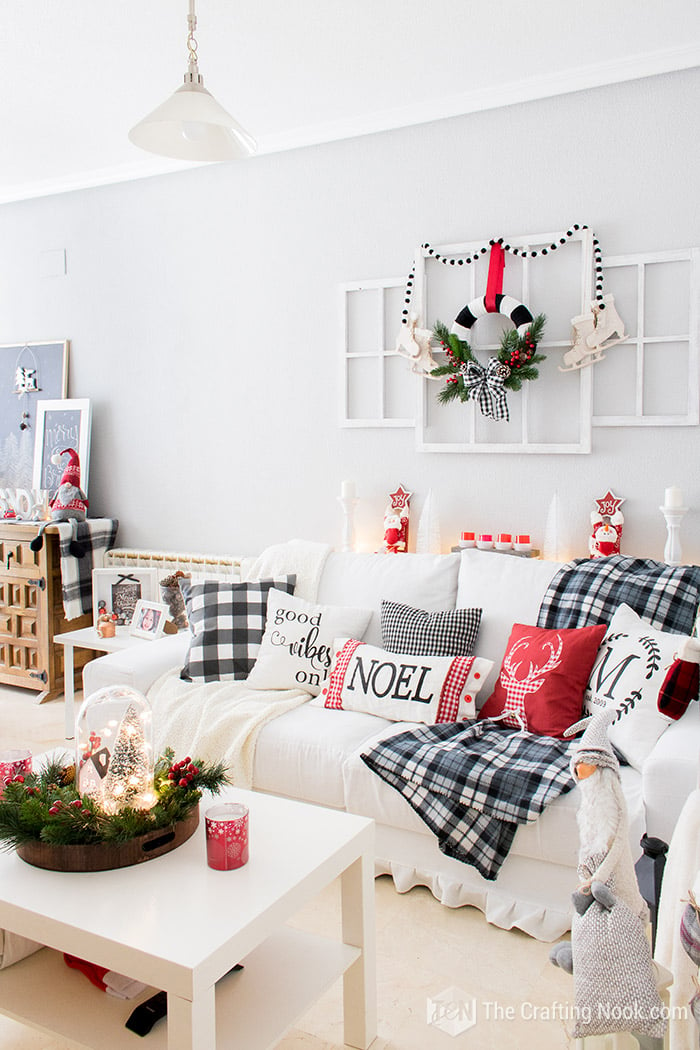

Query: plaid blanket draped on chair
[[57, 518, 119, 619], [361, 720, 575, 880]]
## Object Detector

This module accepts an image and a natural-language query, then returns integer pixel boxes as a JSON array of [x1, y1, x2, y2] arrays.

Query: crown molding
[[258, 43, 700, 155], [1, 44, 698, 206]]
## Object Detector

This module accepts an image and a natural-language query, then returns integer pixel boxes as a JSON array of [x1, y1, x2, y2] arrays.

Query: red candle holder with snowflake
[[0, 750, 32, 800], [205, 803, 249, 870]]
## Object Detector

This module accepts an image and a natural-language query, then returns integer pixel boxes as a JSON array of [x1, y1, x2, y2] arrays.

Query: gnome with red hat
[[30, 448, 89, 556]]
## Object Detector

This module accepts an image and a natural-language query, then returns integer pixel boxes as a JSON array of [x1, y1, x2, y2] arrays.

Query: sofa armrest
[[642, 704, 700, 842], [82, 633, 189, 697]]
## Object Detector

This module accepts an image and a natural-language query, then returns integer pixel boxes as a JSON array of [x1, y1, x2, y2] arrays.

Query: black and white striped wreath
[[430, 316, 546, 422]]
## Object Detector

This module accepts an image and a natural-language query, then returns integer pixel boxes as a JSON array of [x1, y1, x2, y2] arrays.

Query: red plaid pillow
[[478, 622, 607, 738], [657, 656, 700, 720]]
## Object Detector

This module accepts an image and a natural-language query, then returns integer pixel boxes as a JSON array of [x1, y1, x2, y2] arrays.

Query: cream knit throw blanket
[[149, 672, 308, 789], [242, 538, 331, 601]]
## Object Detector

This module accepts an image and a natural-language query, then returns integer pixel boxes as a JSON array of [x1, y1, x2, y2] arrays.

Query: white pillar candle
[[341, 479, 356, 500], [664, 485, 683, 509]]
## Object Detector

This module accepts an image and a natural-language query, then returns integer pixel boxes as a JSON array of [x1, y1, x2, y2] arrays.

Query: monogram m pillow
[[583, 603, 695, 770]]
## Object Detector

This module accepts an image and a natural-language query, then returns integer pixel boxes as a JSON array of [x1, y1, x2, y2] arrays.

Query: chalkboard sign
[[32, 399, 91, 497]]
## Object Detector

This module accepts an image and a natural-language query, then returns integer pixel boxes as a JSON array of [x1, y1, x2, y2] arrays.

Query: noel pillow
[[478, 622, 607, 739], [321, 638, 493, 723], [583, 603, 695, 771], [381, 600, 482, 657], [245, 589, 372, 696], [179, 576, 296, 683]]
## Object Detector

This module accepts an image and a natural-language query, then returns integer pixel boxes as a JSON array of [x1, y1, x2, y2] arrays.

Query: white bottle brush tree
[[100, 705, 154, 814]]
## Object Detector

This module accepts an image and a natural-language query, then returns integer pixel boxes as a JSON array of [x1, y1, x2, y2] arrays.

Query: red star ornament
[[389, 485, 412, 512], [594, 490, 625, 518]]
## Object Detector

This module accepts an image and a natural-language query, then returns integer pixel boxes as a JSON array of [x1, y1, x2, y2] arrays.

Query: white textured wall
[[1, 69, 698, 561]]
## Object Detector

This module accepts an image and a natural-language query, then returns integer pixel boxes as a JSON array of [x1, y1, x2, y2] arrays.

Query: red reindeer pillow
[[478, 622, 607, 738]]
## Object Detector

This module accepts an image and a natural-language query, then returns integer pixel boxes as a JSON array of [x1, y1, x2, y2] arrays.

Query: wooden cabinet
[[0, 523, 93, 701]]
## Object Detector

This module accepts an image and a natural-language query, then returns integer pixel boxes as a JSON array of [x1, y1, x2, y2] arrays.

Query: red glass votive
[[459, 532, 476, 547], [495, 533, 512, 550], [0, 749, 32, 799], [205, 803, 249, 870], [514, 534, 532, 550]]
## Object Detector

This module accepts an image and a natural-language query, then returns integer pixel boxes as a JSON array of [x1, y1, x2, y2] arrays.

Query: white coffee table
[[0, 787, 376, 1050], [53, 626, 150, 740]]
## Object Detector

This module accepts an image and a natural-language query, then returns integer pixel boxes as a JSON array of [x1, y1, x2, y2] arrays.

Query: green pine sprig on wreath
[[0, 749, 229, 850], [430, 314, 547, 404]]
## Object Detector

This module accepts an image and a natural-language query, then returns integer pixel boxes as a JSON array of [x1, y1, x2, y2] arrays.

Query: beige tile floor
[[0, 684, 574, 1049]]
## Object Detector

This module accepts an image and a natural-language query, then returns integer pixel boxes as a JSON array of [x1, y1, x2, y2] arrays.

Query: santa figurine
[[382, 509, 407, 553], [377, 484, 412, 554], [30, 448, 89, 557], [589, 490, 624, 559]]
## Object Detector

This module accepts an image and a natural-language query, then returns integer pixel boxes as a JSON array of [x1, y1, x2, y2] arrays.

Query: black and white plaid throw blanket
[[57, 518, 119, 619], [361, 720, 575, 880], [537, 555, 700, 636]]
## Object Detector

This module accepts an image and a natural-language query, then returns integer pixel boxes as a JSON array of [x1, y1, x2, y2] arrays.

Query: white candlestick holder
[[659, 504, 688, 566], [337, 496, 359, 553]]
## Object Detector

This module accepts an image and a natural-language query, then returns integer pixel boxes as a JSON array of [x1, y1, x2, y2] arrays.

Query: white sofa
[[82, 549, 700, 941]]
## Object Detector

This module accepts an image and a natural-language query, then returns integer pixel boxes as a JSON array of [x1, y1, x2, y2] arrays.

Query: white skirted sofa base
[[82, 548, 699, 942]]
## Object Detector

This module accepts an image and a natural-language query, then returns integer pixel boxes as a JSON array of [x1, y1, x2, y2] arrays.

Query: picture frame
[[130, 600, 170, 640], [92, 568, 159, 628], [32, 398, 91, 497], [0, 340, 69, 489]]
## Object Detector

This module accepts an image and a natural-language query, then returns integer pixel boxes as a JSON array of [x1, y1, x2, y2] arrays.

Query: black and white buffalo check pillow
[[179, 576, 296, 683], [381, 600, 482, 658]]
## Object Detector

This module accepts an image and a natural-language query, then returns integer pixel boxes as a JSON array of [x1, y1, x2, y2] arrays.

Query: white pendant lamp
[[129, 0, 256, 162]]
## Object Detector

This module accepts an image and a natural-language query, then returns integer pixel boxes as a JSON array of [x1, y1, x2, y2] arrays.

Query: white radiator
[[104, 548, 243, 582]]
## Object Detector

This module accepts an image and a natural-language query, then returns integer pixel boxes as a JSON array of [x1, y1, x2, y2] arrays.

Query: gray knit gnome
[[549, 708, 666, 1040]]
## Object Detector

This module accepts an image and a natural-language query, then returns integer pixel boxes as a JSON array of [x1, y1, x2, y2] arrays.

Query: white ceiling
[[3, 0, 700, 205]]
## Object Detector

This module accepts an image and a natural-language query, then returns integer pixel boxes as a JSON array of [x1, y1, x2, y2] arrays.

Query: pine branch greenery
[[0, 748, 230, 851], [430, 313, 547, 404]]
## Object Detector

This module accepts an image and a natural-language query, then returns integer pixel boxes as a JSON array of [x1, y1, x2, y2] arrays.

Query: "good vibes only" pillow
[[246, 590, 372, 696], [321, 639, 493, 723]]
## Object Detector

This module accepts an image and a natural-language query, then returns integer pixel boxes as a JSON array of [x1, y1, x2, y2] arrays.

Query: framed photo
[[92, 568, 159, 628], [0, 340, 69, 489], [130, 600, 170, 640], [33, 398, 91, 497]]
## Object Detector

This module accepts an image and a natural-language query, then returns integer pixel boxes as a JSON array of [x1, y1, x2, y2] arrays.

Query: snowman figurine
[[30, 448, 89, 557]]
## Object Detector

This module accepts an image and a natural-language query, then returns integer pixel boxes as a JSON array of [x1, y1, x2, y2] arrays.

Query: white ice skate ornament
[[396, 317, 440, 378], [559, 294, 628, 372]]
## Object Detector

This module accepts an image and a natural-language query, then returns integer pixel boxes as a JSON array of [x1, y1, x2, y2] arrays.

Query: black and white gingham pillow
[[179, 576, 296, 682], [381, 600, 482, 657]]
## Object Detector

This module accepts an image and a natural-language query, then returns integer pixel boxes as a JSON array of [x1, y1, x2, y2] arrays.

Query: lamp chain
[[186, 0, 199, 75]]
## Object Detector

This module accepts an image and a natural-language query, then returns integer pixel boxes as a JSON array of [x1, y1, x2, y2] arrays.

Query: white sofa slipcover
[[82, 549, 699, 941]]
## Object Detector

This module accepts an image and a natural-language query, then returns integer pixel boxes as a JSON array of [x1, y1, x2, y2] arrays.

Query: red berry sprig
[[166, 757, 201, 789]]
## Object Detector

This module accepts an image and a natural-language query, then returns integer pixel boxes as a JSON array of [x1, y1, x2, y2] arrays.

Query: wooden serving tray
[[16, 807, 199, 872]]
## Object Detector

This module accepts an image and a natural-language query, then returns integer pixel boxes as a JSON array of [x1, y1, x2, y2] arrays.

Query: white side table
[[53, 627, 150, 740]]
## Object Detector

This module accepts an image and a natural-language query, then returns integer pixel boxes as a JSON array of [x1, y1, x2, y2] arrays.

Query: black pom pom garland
[[401, 225, 605, 324]]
